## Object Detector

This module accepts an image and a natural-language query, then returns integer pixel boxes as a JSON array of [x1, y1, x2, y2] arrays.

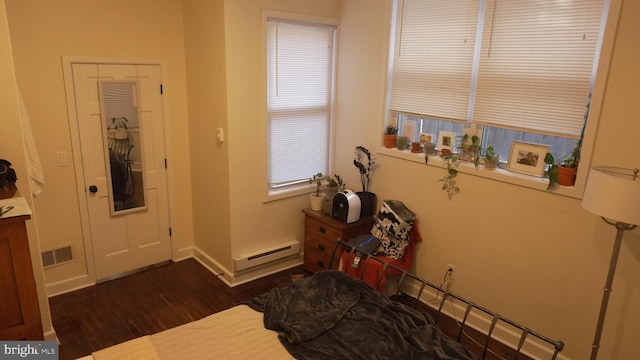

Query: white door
[[71, 63, 171, 281]]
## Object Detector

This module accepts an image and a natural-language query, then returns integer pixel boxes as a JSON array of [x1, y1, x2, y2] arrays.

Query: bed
[[85, 240, 564, 360]]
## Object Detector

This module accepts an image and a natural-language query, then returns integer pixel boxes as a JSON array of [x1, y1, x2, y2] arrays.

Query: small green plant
[[456, 134, 481, 164], [327, 174, 346, 191], [385, 125, 398, 135], [108, 116, 129, 130], [439, 153, 460, 195], [543, 153, 562, 190], [309, 172, 324, 196], [484, 146, 498, 161], [544, 152, 579, 190], [483, 146, 500, 169], [457, 134, 481, 149]]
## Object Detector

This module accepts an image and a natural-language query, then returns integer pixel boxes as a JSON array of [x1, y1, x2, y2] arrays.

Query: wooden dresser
[[0, 183, 43, 340], [302, 208, 374, 273]]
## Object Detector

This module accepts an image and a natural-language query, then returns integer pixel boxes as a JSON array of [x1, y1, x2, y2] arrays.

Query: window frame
[[262, 10, 339, 202], [380, 0, 622, 199]]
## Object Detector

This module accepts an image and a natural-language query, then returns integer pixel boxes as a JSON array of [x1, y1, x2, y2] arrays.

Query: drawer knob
[[317, 260, 325, 268], [318, 243, 325, 251], [319, 226, 326, 234]]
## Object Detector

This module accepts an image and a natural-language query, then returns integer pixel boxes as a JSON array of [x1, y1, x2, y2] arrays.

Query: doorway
[[63, 58, 171, 282]]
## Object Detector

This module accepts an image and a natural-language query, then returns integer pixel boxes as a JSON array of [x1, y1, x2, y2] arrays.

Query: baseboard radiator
[[233, 240, 300, 273]]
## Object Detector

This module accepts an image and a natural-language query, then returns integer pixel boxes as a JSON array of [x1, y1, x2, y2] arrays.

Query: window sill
[[264, 182, 316, 203], [377, 147, 583, 199]]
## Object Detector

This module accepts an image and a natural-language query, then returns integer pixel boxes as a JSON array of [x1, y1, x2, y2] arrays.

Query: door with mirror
[[71, 63, 171, 281]]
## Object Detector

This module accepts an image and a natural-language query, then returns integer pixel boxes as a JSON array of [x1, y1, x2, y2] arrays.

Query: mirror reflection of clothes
[[108, 139, 134, 210]]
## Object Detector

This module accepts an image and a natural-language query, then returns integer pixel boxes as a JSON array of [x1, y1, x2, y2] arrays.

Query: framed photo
[[402, 120, 416, 138], [437, 131, 457, 150], [419, 133, 434, 144], [507, 141, 550, 177]]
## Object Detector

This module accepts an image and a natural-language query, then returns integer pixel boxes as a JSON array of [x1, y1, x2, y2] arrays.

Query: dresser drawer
[[302, 209, 375, 274], [304, 245, 331, 273], [305, 217, 341, 242]]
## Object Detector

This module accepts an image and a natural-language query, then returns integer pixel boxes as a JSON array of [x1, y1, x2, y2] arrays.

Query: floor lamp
[[581, 166, 640, 360]]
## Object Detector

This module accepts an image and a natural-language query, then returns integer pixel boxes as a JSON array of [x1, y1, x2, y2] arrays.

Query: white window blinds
[[390, 0, 606, 138], [390, 0, 480, 122], [473, 0, 605, 137], [267, 19, 336, 188]]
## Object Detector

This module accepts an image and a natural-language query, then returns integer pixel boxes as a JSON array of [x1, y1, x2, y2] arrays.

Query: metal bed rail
[[328, 239, 565, 360]]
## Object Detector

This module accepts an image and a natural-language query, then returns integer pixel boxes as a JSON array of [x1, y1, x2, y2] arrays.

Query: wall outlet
[[447, 263, 456, 279], [444, 264, 455, 292]]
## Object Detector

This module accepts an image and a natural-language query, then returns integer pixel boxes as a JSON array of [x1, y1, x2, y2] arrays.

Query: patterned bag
[[370, 200, 416, 260]]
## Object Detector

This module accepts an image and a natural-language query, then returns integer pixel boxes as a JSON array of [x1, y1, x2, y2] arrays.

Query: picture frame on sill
[[437, 131, 456, 151], [402, 120, 417, 139], [507, 141, 550, 177], [419, 133, 433, 144]]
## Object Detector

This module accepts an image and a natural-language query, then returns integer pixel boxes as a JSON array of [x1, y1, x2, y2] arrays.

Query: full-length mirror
[[99, 80, 147, 214]]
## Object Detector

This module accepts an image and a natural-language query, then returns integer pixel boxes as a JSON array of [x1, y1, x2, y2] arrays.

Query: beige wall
[[5, 0, 194, 290], [181, 0, 342, 282], [336, 0, 640, 359], [222, 0, 341, 272], [0, 0, 54, 339], [182, 0, 232, 269]]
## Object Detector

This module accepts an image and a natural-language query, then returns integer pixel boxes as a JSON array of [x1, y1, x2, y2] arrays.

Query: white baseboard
[[192, 247, 231, 286], [229, 255, 303, 287], [44, 246, 301, 295], [43, 329, 58, 342], [402, 281, 569, 360], [192, 246, 303, 287], [45, 274, 95, 298], [172, 245, 194, 262]]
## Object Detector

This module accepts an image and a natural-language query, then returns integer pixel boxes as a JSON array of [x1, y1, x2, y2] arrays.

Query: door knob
[[89, 185, 98, 193]]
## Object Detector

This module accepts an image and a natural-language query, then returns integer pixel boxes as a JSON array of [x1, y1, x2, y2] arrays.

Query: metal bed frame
[[328, 239, 565, 360]]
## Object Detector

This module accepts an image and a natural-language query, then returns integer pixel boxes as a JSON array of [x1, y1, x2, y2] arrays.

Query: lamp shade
[[581, 166, 640, 225]]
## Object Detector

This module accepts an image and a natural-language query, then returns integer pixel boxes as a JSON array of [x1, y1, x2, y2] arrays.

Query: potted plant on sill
[[544, 152, 578, 190], [396, 136, 410, 151], [353, 146, 377, 217], [308, 172, 326, 211], [544, 93, 588, 190], [482, 146, 500, 170], [108, 116, 129, 139], [455, 134, 481, 164], [384, 125, 398, 148]]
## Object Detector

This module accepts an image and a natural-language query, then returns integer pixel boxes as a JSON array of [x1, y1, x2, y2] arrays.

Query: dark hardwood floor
[[49, 259, 306, 360], [50, 259, 530, 360]]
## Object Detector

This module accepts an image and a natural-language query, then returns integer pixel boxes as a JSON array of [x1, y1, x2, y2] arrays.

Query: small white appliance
[[331, 189, 361, 224]]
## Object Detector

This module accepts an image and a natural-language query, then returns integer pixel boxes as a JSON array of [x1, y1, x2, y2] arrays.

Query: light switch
[[56, 151, 68, 166], [216, 128, 224, 143]]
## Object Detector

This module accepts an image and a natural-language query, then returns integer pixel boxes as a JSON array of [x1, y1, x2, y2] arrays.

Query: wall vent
[[233, 240, 300, 273], [41, 245, 73, 268]]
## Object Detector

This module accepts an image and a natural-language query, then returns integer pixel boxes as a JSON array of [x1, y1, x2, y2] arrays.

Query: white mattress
[[87, 305, 293, 360]]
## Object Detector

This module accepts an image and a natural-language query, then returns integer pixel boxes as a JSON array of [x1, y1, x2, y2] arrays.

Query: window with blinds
[[389, 0, 607, 154], [390, 0, 480, 123], [266, 18, 336, 189], [473, 0, 605, 137]]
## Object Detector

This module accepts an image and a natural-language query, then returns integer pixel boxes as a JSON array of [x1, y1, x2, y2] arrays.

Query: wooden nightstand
[[0, 183, 43, 340], [302, 208, 374, 273]]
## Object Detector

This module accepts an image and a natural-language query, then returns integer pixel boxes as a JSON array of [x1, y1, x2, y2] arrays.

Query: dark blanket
[[244, 271, 480, 360]]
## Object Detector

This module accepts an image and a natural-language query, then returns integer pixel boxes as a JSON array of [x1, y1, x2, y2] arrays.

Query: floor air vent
[[42, 246, 73, 268]]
